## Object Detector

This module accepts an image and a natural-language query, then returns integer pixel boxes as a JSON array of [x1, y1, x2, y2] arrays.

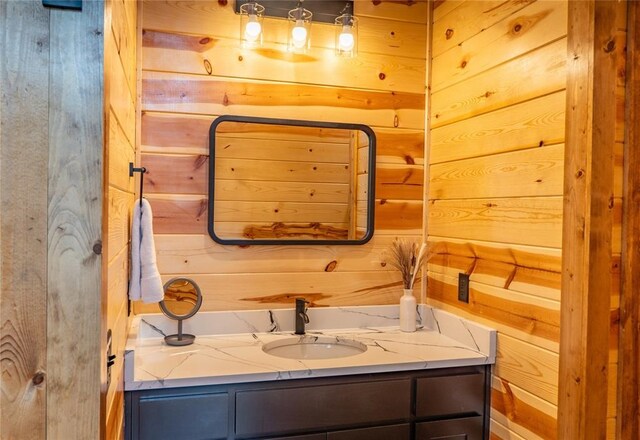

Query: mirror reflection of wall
[[209, 116, 376, 245], [160, 277, 203, 346], [162, 278, 201, 317]]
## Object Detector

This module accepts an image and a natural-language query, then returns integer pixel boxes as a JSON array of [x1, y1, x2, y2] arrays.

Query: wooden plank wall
[[135, 0, 428, 313], [427, 1, 628, 438], [426, 2, 568, 439], [1, 3, 50, 437], [2, 2, 105, 438], [611, 1, 628, 437], [618, 1, 639, 438], [104, 0, 137, 439]]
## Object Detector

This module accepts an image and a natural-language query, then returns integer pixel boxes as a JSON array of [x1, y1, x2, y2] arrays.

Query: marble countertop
[[124, 305, 496, 391]]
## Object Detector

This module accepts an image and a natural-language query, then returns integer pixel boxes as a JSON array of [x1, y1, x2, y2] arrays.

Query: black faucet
[[295, 298, 310, 335]]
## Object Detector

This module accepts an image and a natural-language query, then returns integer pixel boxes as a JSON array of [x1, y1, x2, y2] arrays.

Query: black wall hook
[[129, 162, 147, 208]]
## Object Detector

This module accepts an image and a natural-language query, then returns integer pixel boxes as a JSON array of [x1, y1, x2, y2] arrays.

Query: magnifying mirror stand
[[165, 319, 196, 346]]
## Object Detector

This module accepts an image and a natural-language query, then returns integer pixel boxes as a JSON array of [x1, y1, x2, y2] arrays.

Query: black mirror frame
[[208, 115, 376, 246]]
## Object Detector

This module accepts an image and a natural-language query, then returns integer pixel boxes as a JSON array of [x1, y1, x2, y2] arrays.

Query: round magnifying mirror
[[159, 277, 203, 346]]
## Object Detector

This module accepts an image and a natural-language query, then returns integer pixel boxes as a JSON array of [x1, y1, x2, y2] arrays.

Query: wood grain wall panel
[[108, 111, 136, 193], [0, 3, 49, 438], [141, 112, 211, 153], [47, 3, 104, 436], [141, 112, 425, 165], [374, 129, 425, 165], [431, 1, 567, 90], [147, 195, 207, 234], [142, 1, 427, 55], [617, 2, 637, 438], [353, 0, 428, 24], [428, 295, 559, 355], [107, 187, 134, 262], [142, 72, 426, 130], [105, 247, 129, 416], [429, 144, 564, 201], [374, 200, 423, 230], [428, 236, 563, 273], [431, 38, 567, 128], [428, 197, 563, 248], [134, 270, 417, 314], [148, 195, 423, 236], [430, 91, 566, 164], [428, 2, 568, 437], [428, 274, 559, 344], [110, 0, 136, 95], [108, 22, 136, 145], [154, 234, 419, 275], [142, 30, 427, 94], [139, 0, 426, 312], [494, 334, 559, 405], [105, 1, 137, 438], [431, 0, 534, 58], [491, 376, 558, 440], [376, 164, 424, 200]]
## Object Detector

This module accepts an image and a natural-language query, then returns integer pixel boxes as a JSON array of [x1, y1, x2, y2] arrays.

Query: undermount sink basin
[[262, 336, 367, 360]]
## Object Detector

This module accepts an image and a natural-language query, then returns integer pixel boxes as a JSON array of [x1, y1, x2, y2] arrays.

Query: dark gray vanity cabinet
[[125, 366, 490, 440]]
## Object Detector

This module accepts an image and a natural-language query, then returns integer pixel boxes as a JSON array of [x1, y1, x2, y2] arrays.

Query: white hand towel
[[129, 198, 164, 303]]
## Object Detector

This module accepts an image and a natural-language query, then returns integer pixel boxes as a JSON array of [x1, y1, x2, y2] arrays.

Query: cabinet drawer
[[236, 379, 411, 437], [416, 373, 484, 418], [415, 416, 484, 440], [327, 423, 410, 440], [138, 392, 228, 440]]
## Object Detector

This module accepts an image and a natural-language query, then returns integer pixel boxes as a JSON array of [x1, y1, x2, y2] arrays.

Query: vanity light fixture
[[287, 1, 312, 53], [334, 2, 357, 57], [239, 1, 265, 48], [235, 1, 356, 56]]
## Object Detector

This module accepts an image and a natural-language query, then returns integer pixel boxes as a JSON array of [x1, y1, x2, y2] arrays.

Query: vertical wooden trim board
[[618, 0, 640, 438], [558, 1, 618, 439], [47, 1, 104, 438], [0, 2, 50, 438]]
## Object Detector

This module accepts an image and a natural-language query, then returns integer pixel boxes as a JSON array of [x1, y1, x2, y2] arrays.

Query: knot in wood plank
[[32, 372, 45, 387], [603, 38, 616, 53]]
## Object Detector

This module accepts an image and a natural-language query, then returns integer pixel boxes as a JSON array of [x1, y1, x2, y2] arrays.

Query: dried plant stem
[[389, 239, 431, 290]]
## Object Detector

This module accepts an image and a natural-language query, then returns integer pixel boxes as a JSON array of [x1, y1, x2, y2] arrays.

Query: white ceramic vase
[[399, 288, 417, 332]]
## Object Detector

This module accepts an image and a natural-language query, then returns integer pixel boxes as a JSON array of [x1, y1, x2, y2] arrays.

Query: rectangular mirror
[[208, 115, 376, 245]]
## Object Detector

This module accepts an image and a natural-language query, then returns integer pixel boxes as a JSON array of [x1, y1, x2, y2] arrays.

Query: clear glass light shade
[[287, 7, 312, 53], [335, 13, 357, 57], [239, 2, 264, 48]]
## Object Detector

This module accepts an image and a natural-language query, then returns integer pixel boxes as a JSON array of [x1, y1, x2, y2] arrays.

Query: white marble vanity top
[[124, 305, 496, 391]]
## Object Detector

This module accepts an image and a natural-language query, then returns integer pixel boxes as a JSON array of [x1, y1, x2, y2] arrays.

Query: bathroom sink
[[262, 336, 367, 360]]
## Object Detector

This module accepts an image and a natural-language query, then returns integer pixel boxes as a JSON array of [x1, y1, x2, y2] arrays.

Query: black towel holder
[[129, 162, 147, 208]]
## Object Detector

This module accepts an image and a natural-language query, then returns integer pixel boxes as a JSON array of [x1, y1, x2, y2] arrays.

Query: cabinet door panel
[[415, 417, 484, 440], [263, 434, 326, 440], [327, 423, 410, 440], [416, 373, 484, 418], [138, 392, 228, 440], [236, 379, 411, 437]]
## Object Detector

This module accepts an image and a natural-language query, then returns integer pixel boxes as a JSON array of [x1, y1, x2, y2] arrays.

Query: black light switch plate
[[458, 273, 470, 303], [42, 0, 82, 10]]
